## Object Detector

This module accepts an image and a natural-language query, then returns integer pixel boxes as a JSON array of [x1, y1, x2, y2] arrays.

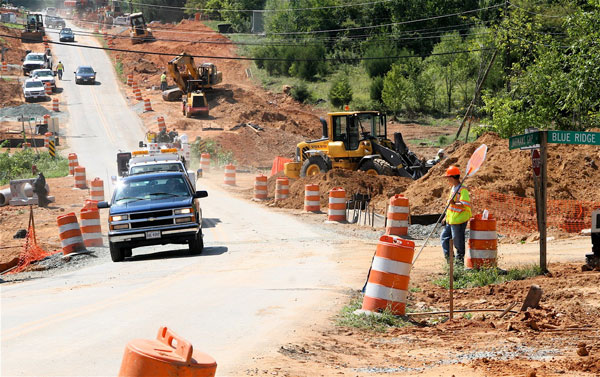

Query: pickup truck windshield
[[33, 70, 53, 77], [114, 176, 190, 202], [130, 163, 184, 175], [27, 55, 44, 61], [25, 81, 44, 88]]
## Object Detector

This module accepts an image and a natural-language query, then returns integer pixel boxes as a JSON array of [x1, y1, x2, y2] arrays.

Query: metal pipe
[[0, 188, 12, 206]]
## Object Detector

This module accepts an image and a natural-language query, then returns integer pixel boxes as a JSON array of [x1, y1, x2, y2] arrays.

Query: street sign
[[509, 132, 540, 150], [548, 130, 600, 146], [531, 149, 541, 177]]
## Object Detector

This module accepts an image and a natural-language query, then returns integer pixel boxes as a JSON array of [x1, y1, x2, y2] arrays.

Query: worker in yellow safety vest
[[440, 165, 472, 264], [160, 71, 167, 91], [56, 61, 64, 80]]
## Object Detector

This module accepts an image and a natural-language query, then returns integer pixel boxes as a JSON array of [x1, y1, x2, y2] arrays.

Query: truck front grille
[[130, 218, 173, 229], [130, 210, 172, 220]]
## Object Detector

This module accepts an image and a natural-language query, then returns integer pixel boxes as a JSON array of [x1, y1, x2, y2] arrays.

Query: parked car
[[59, 28, 75, 42], [22, 52, 51, 75], [45, 7, 57, 16], [74, 66, 96, 84], [113, 15, 130, 26], [31, 68, 56, 92], [45, 15, 65, 29], [23, 79, 47, 102]]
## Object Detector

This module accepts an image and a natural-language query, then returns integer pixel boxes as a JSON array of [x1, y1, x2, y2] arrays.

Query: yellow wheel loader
[[284, 111, 434, 180], [129, 13, 155, 44], [21, 13, 45, 43]]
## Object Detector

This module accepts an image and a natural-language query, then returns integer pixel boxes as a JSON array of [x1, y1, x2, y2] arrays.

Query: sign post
[[538, 132, 548, 272]]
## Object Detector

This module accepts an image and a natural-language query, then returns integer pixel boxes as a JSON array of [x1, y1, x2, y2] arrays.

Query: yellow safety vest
[[56, 63, 64, 71], [445, 186, 472, 225], [160, 74, 167, 82]]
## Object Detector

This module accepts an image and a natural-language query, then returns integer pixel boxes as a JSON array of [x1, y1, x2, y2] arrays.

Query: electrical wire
[[507, 1, 569, 19]]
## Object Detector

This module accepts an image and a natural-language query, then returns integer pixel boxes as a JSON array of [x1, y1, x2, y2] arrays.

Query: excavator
[[284, 111, 439, 180], [129, 12, 154, 44], [162, 53, 222, 118], [21, 13, 45, 43]]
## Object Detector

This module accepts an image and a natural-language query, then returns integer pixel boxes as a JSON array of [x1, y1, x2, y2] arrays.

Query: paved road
[[1, 23, 370, 376]]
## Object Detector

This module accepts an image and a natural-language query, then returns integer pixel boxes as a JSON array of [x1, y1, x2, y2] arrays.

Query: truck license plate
[[146, 231, 161, 239]]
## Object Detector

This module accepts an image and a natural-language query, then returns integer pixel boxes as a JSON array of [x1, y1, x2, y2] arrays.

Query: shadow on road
[[93, 81, 102, 86], [53, 87, 64, 94], [202, 218, 221, 228], [127, 245, 228, 261]]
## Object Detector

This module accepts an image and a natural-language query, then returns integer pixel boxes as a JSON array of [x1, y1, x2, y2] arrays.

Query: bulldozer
[[129, 12, 154, 44], [284, 111, 435, 180], [21, 13, 45, 43], [162, 53, 222, 117]]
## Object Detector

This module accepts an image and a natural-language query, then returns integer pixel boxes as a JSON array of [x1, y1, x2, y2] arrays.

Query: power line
[[507, 2, 568, 19]]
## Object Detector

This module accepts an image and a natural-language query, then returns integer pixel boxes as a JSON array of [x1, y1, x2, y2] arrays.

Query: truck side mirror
[[194, 190, 208, 199], [97, 201, 110, 209]]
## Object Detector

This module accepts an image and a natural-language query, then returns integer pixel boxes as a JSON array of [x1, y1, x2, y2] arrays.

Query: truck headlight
[[110, 214, 128, 222], [76, 76, 82, 79], [174, 208, 193, 215]]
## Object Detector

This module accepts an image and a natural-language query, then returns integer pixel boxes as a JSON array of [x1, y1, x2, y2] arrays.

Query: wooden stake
[[449, 238, 454, 320], [520, 285, 543, 312], [539, 132, 548, 272]]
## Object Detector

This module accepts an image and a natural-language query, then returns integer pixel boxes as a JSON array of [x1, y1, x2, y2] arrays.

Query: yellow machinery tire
[[300, 155, 331, 177], [359, 158, 393, 176]]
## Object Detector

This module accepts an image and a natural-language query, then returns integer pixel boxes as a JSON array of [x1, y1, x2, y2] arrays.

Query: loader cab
[[329, 111, 386, 151]]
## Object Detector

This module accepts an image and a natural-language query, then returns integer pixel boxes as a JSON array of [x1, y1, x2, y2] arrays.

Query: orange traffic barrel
[[74, 166, 87, 189], [68, 153, 79, 175], [144, 98, 153, 111], [304, 184, 320, 212], [362, 235, 415, 315], [118, 326, 217, 377], [275, 177, 289, 201], [134, 89, 143, 101], [80, 206, 102, 247], [386, 194, 409, 236], [57, 212, 86, 255], [200, 153, 210, 172], [253, 175, 267, 200], [157, 116, 167, 132], [127, 74, 133, 86], [1, 61, 7, 74], [223, 164, 236, 185], [132, 81, 139, 91], [43, 114, 50, 125], [52, 98, 59, 111], [327, 187, 346, 222], [90, 177, 104, 202], [467, 213, 498, 269], [44, 132, 52, 148], [21, 142, 31, 149], [44, 82, 52, 95]]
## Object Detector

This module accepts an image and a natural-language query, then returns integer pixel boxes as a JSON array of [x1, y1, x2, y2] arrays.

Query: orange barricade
[[253, 175, 267, 200], [44, 132, 52, 148], [80, 206, 103, 247], [127, 74, 133, 86], [44, 82, 52, 95], [467, 213, 497, 269], [90, 178, 104, 201], [157, 116, 167, 132], [304, 184, 320, 212], [1, 61, 7, 74], [223, 164, 236, 185], [57, 212, 86, 255], [200, 153, 210, 172], [21, 142, 31, 149], [134, 89, 143, 101], [118, 327, 217, 377], [74, 166, 86, 189], [144, 98, 153, 111], [68, 153, 78, 175], [43, 114, 50, 124], [362, 235, 415, 315], [52, 98, 59, 111], [132, 81, 139, 91], [270, 156, 292, 177], [328, 187, 346, 222], [386, 194, 409, 236], [275, 177, 289, 201]]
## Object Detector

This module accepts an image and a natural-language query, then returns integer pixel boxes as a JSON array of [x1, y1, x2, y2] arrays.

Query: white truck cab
[[117, 148, 197, 189]]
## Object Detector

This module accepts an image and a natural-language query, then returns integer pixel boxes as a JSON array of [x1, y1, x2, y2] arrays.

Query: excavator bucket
[[21, 31, 43, 43], [162, 88, 183, 102]]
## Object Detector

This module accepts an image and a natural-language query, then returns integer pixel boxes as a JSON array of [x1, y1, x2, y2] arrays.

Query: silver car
[[23, 79, 47, 102], [31, 69, 56, 92]]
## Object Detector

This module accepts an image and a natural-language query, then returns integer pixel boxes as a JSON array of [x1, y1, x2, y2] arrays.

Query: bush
[[363, 42, 399, 78], [253, 43, 328, 81], [290, 83, 312, 103], [329, 77, 353, 108], [190, 138, 234, 167], [0, 147, 69, 185], [370, 76, 384, 102]]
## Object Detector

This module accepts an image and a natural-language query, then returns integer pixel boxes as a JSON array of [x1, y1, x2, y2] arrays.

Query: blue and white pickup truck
[[98, 171, 207, 262]]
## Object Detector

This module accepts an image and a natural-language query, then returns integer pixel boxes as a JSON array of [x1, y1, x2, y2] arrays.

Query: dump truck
[[129, 12, 154, 44], [284, 111, 436, 180], [21, 13, 45, 43]]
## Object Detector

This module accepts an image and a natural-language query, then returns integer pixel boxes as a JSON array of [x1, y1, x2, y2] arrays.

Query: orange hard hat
[[445, 165, 461, 177]]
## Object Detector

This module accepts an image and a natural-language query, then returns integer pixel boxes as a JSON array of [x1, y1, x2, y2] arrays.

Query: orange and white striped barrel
[[52, 98, 59, 111], [74, 166, 87, 189], [304, 184, 320, 212], [157, 116, 166, 132], [127, 74, 133, 86], [275, 177, 289, 201], [43, 114, 50, 124], [44, 132, 52, 148], [327, 187, 346, 222], [134, 89, 142, 101], [253, 175, 267, 200], [68, 153, 78, 175], [144, 98, 153, 111], [44, 82, 52, 95], [223, 164, 236, 185], [132, 81, 138, 91], [200, 153, 210, 172], [1, 61, 7, 74], [80, 206, 103, 247], [90, 177, 104, 201], [386, 194, 409, 236], [362, 235, 415, 315], [22, 142, 31, 149], [467, 214, 498, 269], [57, 212, 86, 255]]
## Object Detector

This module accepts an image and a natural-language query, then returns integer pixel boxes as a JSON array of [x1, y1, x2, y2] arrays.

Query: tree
[[329, 77, 353, 108], [381, 63, 408, 117]]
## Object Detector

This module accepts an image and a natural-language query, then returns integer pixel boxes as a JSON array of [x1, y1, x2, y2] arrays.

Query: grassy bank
[[0, 148, 69, 185]]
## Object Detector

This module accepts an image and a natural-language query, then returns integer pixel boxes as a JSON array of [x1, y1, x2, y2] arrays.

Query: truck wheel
[[300, 155, 331, 177], [109, 242, 125, 262], [359, 158, 394, 176], [189, 231, 204, 255]]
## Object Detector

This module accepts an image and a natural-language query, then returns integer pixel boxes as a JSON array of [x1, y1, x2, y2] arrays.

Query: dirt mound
[[0, 80, 23, 107], [404, 131, 600, 214], [0, 25, 28, 63]]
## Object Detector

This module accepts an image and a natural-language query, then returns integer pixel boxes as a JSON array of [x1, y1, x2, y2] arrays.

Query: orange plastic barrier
[[21, 142, 31, 149], [157, 116, 167, 132], [304, 184, 320, 212], [327, 187, 346, 222], [44, 132, 52, 148], [275, 177, 289, 201], [386, 194, 409, 236], [133, 89, 143, 101], [1, 61, 7, 74], [52, 98, 59, 111], [44, 82, 52, 95], [200, 153, 210, 172], [7, 224, 58, 274], [144, 98, 153, 111], [74, 166, 86, 189], [127, 74, 133, 86], [467, 213, 497, 269], [80, 206, 102, 247], [43, 114, 50, 124], [223, 164, 236, 185], [132, 81, 139, 91], [68, 153, 79, 175], [57, 212, 86, 255], [362, 235, 415, 315], [118, 326, 217, 377], [253, 175, 267, 200], [90, 177, 104, 201], [270, 156, 292, 177]]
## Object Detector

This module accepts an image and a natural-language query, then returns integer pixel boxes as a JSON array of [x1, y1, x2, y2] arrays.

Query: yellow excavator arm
[[166, 53, 199, 94]]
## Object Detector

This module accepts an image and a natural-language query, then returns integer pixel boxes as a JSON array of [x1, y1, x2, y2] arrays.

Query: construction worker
[[440, 166, 472, 264], [56, 61, 64, 80], [160, 71, 167, 91]]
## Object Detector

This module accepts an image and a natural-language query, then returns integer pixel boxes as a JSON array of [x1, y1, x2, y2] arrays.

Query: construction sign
[[48, 140, 55, 158]]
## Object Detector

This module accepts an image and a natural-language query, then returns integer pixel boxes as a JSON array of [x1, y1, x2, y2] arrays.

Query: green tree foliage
[[254, 42, 327, 80], [382, 54, 433, 115], [369, 76, 384, 102], [185, 0, 265, 31], [362, 42, 400, 78], [329, 77, 353, 108], [290, 83, 312, 103]]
